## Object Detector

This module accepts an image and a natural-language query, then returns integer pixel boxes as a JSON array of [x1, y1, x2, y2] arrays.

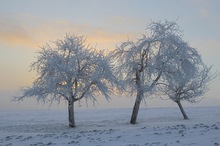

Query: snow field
[[0, 106, 220, 146]]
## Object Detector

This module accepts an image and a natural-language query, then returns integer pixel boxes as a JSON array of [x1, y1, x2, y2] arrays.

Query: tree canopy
[[15, 34, 118, 127]]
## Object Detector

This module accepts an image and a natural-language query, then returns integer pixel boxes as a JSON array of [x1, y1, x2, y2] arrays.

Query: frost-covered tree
[[14, 34, 117, 127], [112, 20, 186, 124], [158, 52, 213, 119]]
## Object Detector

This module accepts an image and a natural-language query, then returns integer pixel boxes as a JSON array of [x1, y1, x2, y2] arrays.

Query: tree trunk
[[130, 70, 143, 124], [68, 102, 76, 127], [176, 100, 189, 120], [130, 95, 142, 124]]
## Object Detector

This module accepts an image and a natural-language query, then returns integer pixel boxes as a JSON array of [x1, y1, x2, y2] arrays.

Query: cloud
[[0, 14, 140, 50], [187, 0, 212, 18], [0, 18, 35, 48]]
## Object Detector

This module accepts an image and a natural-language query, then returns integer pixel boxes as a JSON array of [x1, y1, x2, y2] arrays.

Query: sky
[[0, 0, 220, 111]]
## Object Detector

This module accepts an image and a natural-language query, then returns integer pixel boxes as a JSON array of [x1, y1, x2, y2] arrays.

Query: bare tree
[[112, 20, 185, 124], [14, 34, 117, 127]]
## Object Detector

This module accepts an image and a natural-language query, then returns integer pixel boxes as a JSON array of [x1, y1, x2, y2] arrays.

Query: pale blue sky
[[0, 0, 220, 110]]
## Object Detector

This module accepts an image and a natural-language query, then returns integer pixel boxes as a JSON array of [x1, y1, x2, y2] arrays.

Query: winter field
[[0, 106, 220, 146]]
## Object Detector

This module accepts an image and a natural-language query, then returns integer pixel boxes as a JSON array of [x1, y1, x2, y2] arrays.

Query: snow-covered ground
[[0, 106, 220, 146]]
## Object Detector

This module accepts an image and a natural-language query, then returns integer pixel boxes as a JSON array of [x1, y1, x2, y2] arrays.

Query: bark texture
[[68, 103, 75, 127], [176, 100, 189, 120], [130, 95, 142, 124], [130, 70, 143, 124]]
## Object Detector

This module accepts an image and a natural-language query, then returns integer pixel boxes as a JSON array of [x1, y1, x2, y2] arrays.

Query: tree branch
[[74, 82, 95, 102]]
